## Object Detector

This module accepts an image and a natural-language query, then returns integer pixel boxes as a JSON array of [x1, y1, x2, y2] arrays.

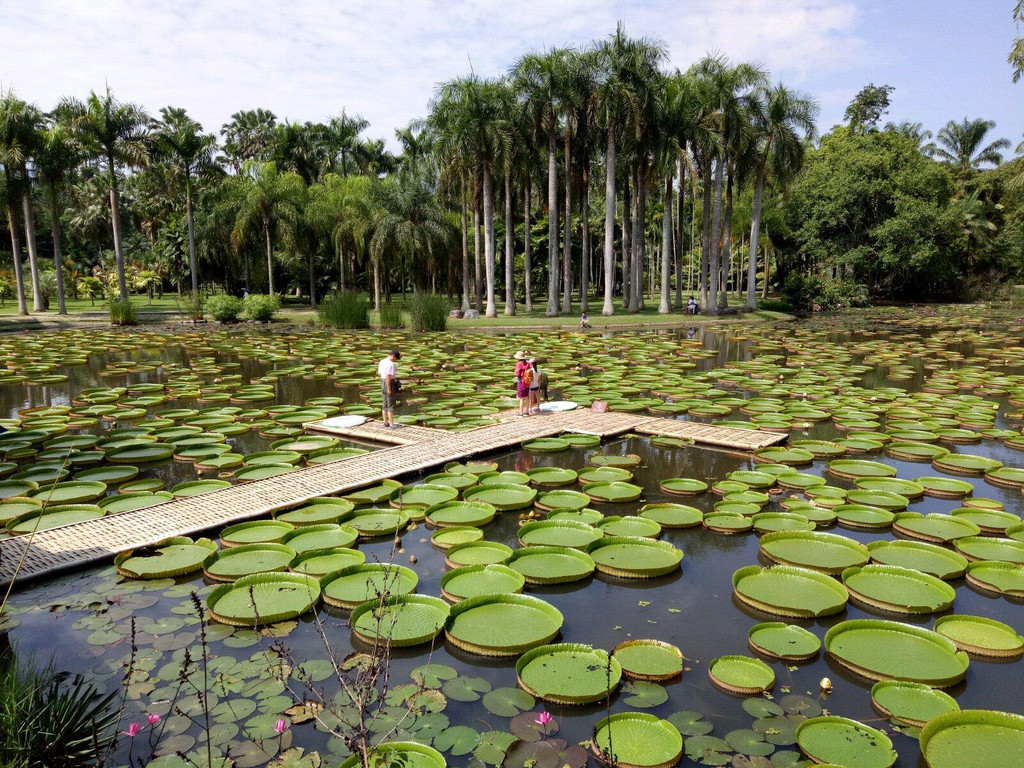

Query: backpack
[[522, 368, 535, 386]]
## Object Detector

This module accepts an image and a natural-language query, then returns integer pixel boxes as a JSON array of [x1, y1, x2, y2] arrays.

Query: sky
[[1, 0, 1021, 152]]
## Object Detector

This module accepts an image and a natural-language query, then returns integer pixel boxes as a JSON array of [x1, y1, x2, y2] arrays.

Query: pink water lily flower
[[123, 722, 141, 737], [147, 713, 161, 725], [274, 718, 288, 734], [534, 711, 552, 726]]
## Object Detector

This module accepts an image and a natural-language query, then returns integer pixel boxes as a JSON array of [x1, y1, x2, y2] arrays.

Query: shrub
[[317, 291, 369, 329], [758, 298, 793, 312], [181, 291, 204, 321], [206, 294, 244, 322], [378, 301, 403, 329], [37, 271, 58, 310], [108, 297, 137, 326], [782, 275, 869, 312], [244, 293, 280, 322], [409, 293, 450, 332]]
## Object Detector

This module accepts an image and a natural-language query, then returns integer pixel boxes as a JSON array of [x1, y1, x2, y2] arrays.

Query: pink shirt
[[515, 361, 529, 379]]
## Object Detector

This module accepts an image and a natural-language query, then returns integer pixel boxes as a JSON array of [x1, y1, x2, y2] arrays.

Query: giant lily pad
[[866, 540, 968, 580], [348, 508, 410, 538], [591, 712, 682, 768], [350, 594, 449, 647], [445, 593, 563, 656], [116, 537, 218, 579], [584, 481, 642, 503], [871, 680, 959, 727], [507, 546, 595, 584], [431, 526, 484, 549], [518, 519, 602, 549], [526, 467, 578, 486], [220, 520, 295, 547], [824, 619, 969, 686], [321, 563, 418, 609], [658, 478, 708, 496], [596, 515, 661, 538], [759, 530, 870, 575], [920, 709, 1024, 768], [638, 503, 702, 528], [391, 483, 460, 509], [933, 615, 1024, 658], [748, 622, 821, 662], [534, 488, 591, 512], [425, 500, 495, 528], [6, 504, 104, 534], [445, 541, 513, 567], [438, 561, 525, 602], [275, 498, 354, 526], [202, 543, 296, 582], [733, 564, 848, 617], [463, 483, 537, 511], [966, 561, 1024, 596], [842, 564, 956, 614], [207, 572, 320, 627], [954, 536, 1024, 563], [893, 512, 981, 543], [30, 480, 106, 504], [586, 537, 682, 579], [708, 655, 775, 695], [516, 643, 621, 704], [289, 547, 365, 577], [337, 741, 446, 768], [827, 459, 896, 480], [612, 640, 683, 681], [795, 716, 896, 768]]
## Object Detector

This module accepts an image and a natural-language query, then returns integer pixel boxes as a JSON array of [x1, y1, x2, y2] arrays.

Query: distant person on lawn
[[686, 296, 698, 315], [580, 312, 591, 329], [378, 349, 401, 428]]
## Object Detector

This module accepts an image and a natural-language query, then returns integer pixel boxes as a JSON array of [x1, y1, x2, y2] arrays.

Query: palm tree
[[221, 109, 277, 171], [326, 111, 370, 177], [307, 173, 376, 295], [931, 118, 1011, 173], [515, 48, 571, 316], [745, 85, 817, 309], [34, 112, 85, 314], [430, 76, 510, 317], [61, 87, 150, 299], [0, 91, 32, 314], [150, 107, 220, 294], [231, 161, 305, 295], [885, 120, 934, 153]]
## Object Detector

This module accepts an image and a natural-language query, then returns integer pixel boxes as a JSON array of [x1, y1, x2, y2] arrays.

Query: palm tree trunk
[[719, 169, 733, 309], [601, 129, 616, 316], [621, 174, 631, 310], [504, 174, 515, 316], [186, 178, 199, 295], [109, 163, 129, 300], [561, 128, 572, 314], [675, 156, 684, 309], [264, 223, 275, 295], [48, 183, 67, 315], [629, 165, 644, 313], [699, 157, 712, 309], [746, 164, 765, 310], [659, 173, 673, 314], [762, 235, 770, 300], [580, 162, 590, 314], [546, 123, 559, 316], [309, 251, 316, 307], [337, 242, 346, 292], [524, 177, 533, 313], [21, 187, 43, 312], [5, 189, 27, 316], [483, 159, 497, 318], [461, 179, 470, 310], [473, 191, 482, 312], [373, 259, 381, 310], [707, 157, 724, 315]]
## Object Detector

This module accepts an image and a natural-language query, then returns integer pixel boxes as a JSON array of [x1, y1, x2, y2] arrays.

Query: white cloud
[[0, 0, 863, 146]]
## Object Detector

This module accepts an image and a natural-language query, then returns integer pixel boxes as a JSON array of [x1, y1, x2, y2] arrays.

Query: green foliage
[[206, 294, 244, 322], [244, 293, 280, 322], [379, 302, 403, 329], [409, 294, 450, 332], [108, 297, 137, 326], [843, 83, 894, 131], [76, 276, 103, 305], [757, 298, 793, 312], [317, 291, 370, 329], [180, 291, 204, 321], [37, 271, 58, 309], [786, 126, 963, 297], [782, 275, 870, 312], [0, 652, 118, 767]]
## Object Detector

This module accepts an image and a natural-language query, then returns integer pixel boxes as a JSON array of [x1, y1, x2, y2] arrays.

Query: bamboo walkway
[[0, 411, 784, 588]]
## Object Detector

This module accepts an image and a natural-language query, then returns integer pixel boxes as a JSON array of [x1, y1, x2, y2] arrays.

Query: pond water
[[2, 309, 1024, 768]]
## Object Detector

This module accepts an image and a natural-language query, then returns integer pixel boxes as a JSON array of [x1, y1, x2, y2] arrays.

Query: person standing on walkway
[[378, 349, 401, 428], [528, 358, 543, 413]]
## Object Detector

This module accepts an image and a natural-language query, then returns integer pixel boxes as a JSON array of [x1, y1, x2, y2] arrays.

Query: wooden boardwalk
[[0, 411, 784, 588]]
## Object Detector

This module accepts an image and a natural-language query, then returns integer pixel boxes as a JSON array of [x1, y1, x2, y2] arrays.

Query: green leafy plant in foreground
[[205, 293, 244, 322], [378, 301, 403, 329], [108, 297, 137, 326], [318, 291, 370, 329], [409, 294, 449, 332], [244, 293, 281, 322]]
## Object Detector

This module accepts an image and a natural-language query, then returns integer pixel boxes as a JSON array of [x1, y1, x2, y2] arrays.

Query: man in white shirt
[[377, 349, 400, 427]]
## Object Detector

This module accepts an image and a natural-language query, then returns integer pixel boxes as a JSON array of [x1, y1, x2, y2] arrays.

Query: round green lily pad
[[842, 564, 956, 614], [759, 531, 870, 575], [116, 537, 218, 579], [507, 545, 595, 584], [534, 488, 591, 512], [587, 537, 682, 579], [440, 564, 525, 602], [321, 563, 418, 609], [445, 541, 513, 567], [748, 622, 821, 662], [708, 655, 775, 695], [871, 680, 959, 727], [591, 712, 682, 768], [220, 520, 295, 547], [289, 547, 366, 577], [350, 594, 450, 647], [638, 503, 702, 529], [659, 477, 708, 496], [281, 523, 358, 553], [596, 515, 661, 538], [516, 643, 621, 704], [825, 619, 969, 686], [207, 572, 320, 627], [526, 467, 578, 486], [920, 709, 1024, 768], [867, 540, 968, 580], [585, 481, 643, 503], [518, 519, 602, 549], [425, 500, 496, 528], [893, 512, 981, 543], [612, 640, 683, 681], [522, 438, 570, 453], [445, 593, 563, 656], [934, 615, 1024, 658], [966, 561, 1024, 596], [431, 525, 484, 549], [954, 536, 1024, 563], [202, 543, 296, 582], [733, 564, 849, 617], [348, 508, 410, 538], [796, 716, 896, 768], [463, 483, 537, 511], [275, 498, 355, 526], [337, 741, 446, 768]]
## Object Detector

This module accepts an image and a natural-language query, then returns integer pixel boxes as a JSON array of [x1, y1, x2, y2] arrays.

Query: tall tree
[[150, 107, 220, 294], [34, 112, 85, 314], [844, 83, 894, 132], [221, 109, 277, 171], [515, 48, 570, 316], [931, 118, 1011, 174], [327, 111, 371, 177], [1010, 1, 1024, 83], [745, 85, 818, 309], [231, 161, 305, 295], [62, 87, 150, 299], [0, 92, 29, 315]]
